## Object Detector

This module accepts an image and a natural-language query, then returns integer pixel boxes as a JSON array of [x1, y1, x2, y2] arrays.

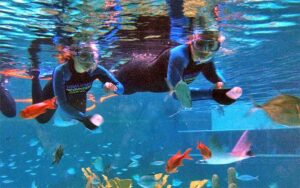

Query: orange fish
[[196, 142, 212, 160], [20, 97, 56, 119], [165, 148, 193, 174]]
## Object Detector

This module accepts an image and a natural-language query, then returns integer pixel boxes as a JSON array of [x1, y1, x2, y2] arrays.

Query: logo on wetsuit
[[66, 82, 92, 94]]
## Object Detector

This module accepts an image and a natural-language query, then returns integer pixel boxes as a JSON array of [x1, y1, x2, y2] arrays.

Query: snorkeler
[[29, 40, 124, 130], [113, 30, 242, 106], [0, 75, 16, 117]]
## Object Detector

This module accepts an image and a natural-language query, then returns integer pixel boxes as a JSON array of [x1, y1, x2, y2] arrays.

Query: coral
[[227, 167, 237, 185], [104, 176, 132, 188], [212, 174, 220, 188], [82, 167, 132, 188], [155, 174, 169, 188], [211, 167, 238, 188], [82, 167, 100, 188], [229, 183, 238, 188]]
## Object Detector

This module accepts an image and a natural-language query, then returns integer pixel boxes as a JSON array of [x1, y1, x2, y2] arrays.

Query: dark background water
[[0, 0, 300, 187]]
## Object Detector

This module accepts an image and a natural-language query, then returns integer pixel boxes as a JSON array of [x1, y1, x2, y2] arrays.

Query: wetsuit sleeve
[[52, 66, 87, 121], [93, 65, 124, 95], [202, 61, 225, 84], [167, 50, 189, 87]]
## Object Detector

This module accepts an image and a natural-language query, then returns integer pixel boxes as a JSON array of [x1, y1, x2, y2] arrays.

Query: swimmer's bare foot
[[226, 87, 242, 100]]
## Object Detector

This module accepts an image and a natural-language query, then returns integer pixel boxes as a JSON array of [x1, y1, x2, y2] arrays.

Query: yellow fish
[[250, 94, 300, 126], [189, 179, 208, 188]]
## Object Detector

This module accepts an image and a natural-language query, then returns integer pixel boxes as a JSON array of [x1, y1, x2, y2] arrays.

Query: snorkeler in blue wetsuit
[[114, 30, 242, 106], [30, 42, 124, 130]]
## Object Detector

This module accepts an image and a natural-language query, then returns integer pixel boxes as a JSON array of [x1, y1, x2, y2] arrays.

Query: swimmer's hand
[[103, 82, 117, 93], [215, 82, 224, 89], [89, 114, 104, 127]]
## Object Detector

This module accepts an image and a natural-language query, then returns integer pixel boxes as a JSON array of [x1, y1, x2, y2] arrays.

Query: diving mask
[[193, 39, 220, 52], [76, 50, 95, 62], [75, 49, 96, 70]]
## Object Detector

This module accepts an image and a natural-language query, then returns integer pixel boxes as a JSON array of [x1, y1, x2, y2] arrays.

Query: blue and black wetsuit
[[114, 44, 235, 105], [32, 59, 123, 130]]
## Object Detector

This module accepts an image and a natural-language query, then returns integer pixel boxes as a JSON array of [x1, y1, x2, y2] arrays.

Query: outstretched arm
[[93, 65, 124, 95]]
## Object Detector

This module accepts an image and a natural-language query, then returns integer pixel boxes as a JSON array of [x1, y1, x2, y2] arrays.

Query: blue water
[[1, 0, 300, 187]]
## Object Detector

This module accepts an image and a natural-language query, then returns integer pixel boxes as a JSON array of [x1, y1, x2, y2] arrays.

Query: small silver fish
[[130, 154, 142, 161], [236, 174, 259, 181], [150, 161, 165, 166], [128, 160, 139, 168]]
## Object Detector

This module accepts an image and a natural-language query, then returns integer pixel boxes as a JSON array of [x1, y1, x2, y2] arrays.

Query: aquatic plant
[[211, 167, 239, 188]]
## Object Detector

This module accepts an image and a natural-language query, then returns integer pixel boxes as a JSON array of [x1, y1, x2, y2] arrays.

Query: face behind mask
[[74, 47, 97, 71], [193, 50, 214, 65]]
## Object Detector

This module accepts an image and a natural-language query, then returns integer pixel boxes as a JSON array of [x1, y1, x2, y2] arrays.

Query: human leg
[[0, 85, 16, 117], [34, 79, 56, 123]]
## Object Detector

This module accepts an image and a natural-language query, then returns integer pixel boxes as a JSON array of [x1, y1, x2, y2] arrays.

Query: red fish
[[20, 97, 56, 119], [196, 142, 212, 160], [165, 148, 193, 174]]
